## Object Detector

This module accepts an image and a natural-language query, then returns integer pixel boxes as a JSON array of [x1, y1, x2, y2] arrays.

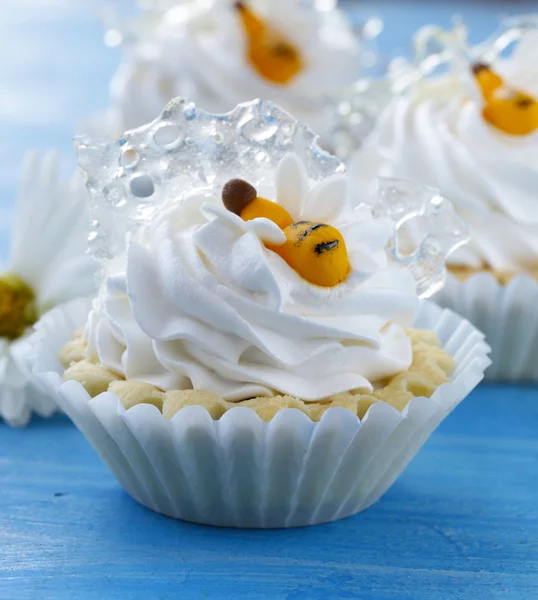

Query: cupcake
[[351, 18, 538, 381], [92, 0, 377, 153], [0, 152, 97, 426], [31, 99, 490, 527]]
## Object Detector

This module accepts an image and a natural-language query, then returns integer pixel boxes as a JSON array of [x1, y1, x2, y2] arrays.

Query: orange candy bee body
[[236, 2, 303, 85], [473, 63, 503, 100], [240, 197, 294, 229], [273, 221, 350, 288], [473, 63, 538, 136], [482, 90, 538, 136]]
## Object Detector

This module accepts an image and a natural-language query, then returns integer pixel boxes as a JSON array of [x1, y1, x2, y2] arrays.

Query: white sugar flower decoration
[[0, 152, 97, 427]]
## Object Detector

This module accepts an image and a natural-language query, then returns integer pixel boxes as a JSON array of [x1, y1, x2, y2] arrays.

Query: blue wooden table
[[1, 2, 537, 598]]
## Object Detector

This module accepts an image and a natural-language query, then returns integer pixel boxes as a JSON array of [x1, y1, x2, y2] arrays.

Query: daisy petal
[[245, 218, 286, 245], [9, 151, 97, 304], [304, 174, 348, 223], [275, 153, 309, 219]]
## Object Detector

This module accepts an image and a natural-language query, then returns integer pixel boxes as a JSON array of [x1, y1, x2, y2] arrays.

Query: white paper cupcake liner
[[434, 272, 538, 382], [30, 298, 490, 528]]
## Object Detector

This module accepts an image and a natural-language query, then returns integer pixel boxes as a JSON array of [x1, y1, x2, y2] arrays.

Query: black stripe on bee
[[314, 240, 339, 255], [516, 95, 534, 108], [271, 42, 297, 58], [294, 222, 329, 244]]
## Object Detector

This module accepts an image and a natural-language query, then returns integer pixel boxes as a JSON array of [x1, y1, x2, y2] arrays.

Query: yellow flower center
[[0, 273, 37, 340], [473, 62, 538, 136], [235, 1, 303, 86]]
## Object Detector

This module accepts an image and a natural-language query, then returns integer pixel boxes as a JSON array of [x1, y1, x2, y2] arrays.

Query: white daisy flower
[[0, 151, 97, 426]]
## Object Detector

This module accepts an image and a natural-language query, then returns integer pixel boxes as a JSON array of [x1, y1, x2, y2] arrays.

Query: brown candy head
[[471, 62, 489, 75], [222, 178, 257, 215]]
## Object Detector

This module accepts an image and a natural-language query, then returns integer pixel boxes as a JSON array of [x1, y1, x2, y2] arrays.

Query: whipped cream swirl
[[351, 29, 538, 272], [86, 154, 418, 401], [109, 0, 361, 138]]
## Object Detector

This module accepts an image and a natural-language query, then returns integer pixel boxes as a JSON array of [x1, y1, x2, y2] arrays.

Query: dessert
[[351, 18, 538, 380], [31, 100, 490, 526], [0, 152, 97, 426], [91, 0, 377, 154]]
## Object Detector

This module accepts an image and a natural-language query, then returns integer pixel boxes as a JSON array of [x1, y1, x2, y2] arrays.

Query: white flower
[[0, 151, 97, 427]]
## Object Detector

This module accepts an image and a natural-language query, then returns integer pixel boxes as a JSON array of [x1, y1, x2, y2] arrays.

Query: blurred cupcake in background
[[91, 0, 382, 154], [350, 17, 538, 381], [0, 153, 97, 426], [31, 99, 489, 527]]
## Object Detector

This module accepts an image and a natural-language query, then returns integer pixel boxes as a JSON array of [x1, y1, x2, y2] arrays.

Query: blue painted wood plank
[[1, 385, 537, 599], [0, 2, 537, 598]]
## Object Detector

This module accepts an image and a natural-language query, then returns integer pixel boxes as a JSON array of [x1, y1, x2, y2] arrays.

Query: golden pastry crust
[[109, 380, 164, 411], [58, 337, 87, 369], [449, 265, 538, 286], [59, 328, 454, 421], [63, 360, 120, 397]]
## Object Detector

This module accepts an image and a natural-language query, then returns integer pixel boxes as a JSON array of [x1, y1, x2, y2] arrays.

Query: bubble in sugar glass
[[75, 97, 467, 298]]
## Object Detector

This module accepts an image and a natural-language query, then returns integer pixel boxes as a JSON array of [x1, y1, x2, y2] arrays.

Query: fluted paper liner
[[31, 298, 490, 528], [435, 272, 538, 382]]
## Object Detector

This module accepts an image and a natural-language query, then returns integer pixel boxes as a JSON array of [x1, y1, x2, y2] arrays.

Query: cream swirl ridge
[[352, 29, 538, 272], [86, 154, 419, 401]]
